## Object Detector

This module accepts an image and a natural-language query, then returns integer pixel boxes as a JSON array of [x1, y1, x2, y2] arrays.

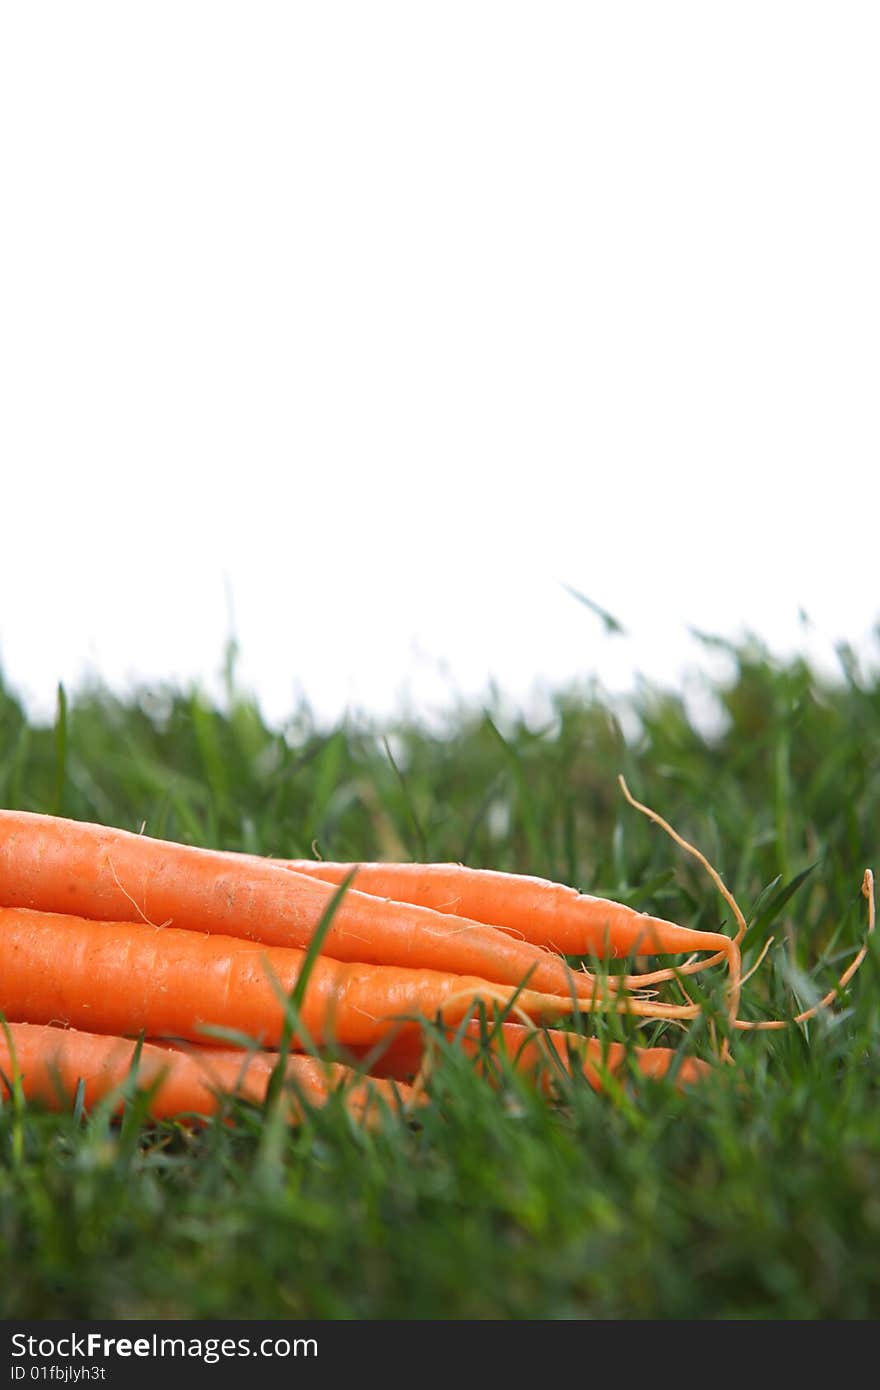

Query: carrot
[[0, 810, 633, 1005], [277, 858, 740, 984], [0, 1021, 413, 1122], [0, 907, 701, 1058], [353, 1019, 711, 1091]]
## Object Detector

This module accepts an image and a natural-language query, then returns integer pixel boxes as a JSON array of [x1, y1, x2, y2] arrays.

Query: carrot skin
[[0, 1021, 412, 1121], [0, 811, 611, 1001], [280, 859, 726, 960], [0, 907, 591, 1049]]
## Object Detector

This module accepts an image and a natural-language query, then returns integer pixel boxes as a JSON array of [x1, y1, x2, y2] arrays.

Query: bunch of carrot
[[0, 782, 871, 1127]]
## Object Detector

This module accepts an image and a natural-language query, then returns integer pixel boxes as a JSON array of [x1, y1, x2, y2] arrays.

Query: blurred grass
[[1, 635, 879, 1318]]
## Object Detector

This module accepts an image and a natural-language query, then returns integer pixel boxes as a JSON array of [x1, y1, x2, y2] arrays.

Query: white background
[[1, 3, 877, 726]]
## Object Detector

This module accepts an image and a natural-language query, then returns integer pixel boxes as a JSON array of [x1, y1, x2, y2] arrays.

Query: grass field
[[1, 637, 879, 1319]]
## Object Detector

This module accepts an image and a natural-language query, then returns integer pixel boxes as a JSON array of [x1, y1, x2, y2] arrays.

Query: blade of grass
[[382, 736, 428, 860], [484, 715, 546, 867], [748, 863, 819, 947], [53, 682, 68, 817], [258, 866, 359, 1172], [560, 582, 627, 636]]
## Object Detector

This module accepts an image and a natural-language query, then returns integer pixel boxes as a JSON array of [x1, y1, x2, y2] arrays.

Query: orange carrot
[[354, 1019, 710, 1091], [0, 907, 701, 1050], [278, 858, 738, 968], [0, 1021, 412, 1121], [0, 811, 632, 1005]]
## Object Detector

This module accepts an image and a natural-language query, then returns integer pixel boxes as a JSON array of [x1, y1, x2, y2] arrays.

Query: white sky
[[1, 4, 878, 726]]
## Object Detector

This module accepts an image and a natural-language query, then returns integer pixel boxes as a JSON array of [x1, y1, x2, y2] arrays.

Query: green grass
[[1, 635, 879, 1319]]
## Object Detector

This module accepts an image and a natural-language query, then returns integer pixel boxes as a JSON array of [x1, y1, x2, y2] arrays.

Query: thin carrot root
[[617, 775, 743, 1052], [734, 868, 875, 1030], [617, 775, 874, 1044], [739, 936, 775, 987]]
